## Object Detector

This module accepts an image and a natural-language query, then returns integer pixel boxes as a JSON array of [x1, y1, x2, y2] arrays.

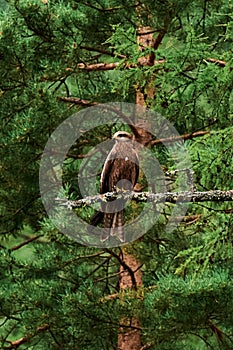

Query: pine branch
[[58, 97, 134, 126], [82, 2, 139, 12], [69, 56, 226, 73], [10, 235, 42, 251], [69, 56, 226, 72], [80, 45, 126, 59], [170, 214, 202, 224], [77, 62, 121, 71], [58, 96, 98, 106], [151, 130, 210, 145], [153, 31, 166, 51], [57, 97, 210, 144], [100, 286, 157, 303], [205, 58, 227, 67], [56, 190, 233, 209], [64, 59, 165, 73], [5, 324, 49, 349]]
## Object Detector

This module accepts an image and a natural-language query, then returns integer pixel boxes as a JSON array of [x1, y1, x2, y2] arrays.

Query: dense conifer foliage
[[0, 1, 232, 349]]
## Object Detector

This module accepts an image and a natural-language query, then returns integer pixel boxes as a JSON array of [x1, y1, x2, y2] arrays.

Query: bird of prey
[[91, 131, 139, 243]]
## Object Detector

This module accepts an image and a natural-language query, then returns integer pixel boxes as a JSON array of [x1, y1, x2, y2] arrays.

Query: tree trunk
[[117, 7, 157, 349], [118, 253, 143, 350]]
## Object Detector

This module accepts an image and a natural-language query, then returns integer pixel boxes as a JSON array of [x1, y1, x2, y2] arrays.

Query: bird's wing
[[100, 158, 114, 194]]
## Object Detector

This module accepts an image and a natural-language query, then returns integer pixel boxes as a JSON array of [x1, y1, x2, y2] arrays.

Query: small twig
[[61, 251, 106, 268], [10, 235, 42, 251], [140, 343, 153, 350], [169, 214, 202, 224]]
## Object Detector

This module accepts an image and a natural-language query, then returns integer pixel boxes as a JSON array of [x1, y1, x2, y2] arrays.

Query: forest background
[[0, 0, 233, 349]]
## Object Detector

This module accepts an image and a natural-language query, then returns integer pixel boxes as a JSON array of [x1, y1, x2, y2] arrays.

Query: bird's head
[[113, 131, 132, 141]]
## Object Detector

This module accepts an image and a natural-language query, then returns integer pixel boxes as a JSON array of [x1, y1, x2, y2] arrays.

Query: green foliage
[[0, 0, 233, 349], [190, 127, 233, 191]]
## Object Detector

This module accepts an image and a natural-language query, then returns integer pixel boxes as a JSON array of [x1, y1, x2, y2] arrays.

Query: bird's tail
[[90, 211, 104, 226], [102, 210, 124, 243]]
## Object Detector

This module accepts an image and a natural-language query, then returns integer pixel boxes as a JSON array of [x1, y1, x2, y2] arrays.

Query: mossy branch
[[56, 190, 233, 209]]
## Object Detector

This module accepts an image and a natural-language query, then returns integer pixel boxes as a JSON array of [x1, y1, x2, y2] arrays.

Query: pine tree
[[0, 1, 232, 349]]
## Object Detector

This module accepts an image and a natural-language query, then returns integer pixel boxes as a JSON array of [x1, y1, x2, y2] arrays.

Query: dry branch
[[73, 57, 226, 71], [205, 58, 227, 67], [64, 56, 226, 73], [58, 96, 98, 106], [64, 59, 165, 73], [77, 62, 120, 71]]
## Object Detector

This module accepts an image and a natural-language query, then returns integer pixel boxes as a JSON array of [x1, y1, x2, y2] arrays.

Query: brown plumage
[[91, 131, 139, 242]]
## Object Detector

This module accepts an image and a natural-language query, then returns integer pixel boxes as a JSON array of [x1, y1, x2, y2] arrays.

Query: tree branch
[[73, 57, 226, 73], [64, 59, 165, 73], [57, 96, 210, 144], [204, 58, 227, 67], [56, 190, 233, 209], [66, 56, 226, 73], [82, 2, 139, 12], [5, 324, 49, 349], [10, 235, 42, 251], [151, 130, 210, 145], [58, 96, 98, 106], [77, 62, 121, 71], [57, 97, 210, 144], [74, 57, 226, 71]]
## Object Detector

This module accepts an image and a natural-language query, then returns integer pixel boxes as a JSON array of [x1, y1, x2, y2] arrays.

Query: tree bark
[[118, 253, 143, 350], [117, 8, 157, 349]]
